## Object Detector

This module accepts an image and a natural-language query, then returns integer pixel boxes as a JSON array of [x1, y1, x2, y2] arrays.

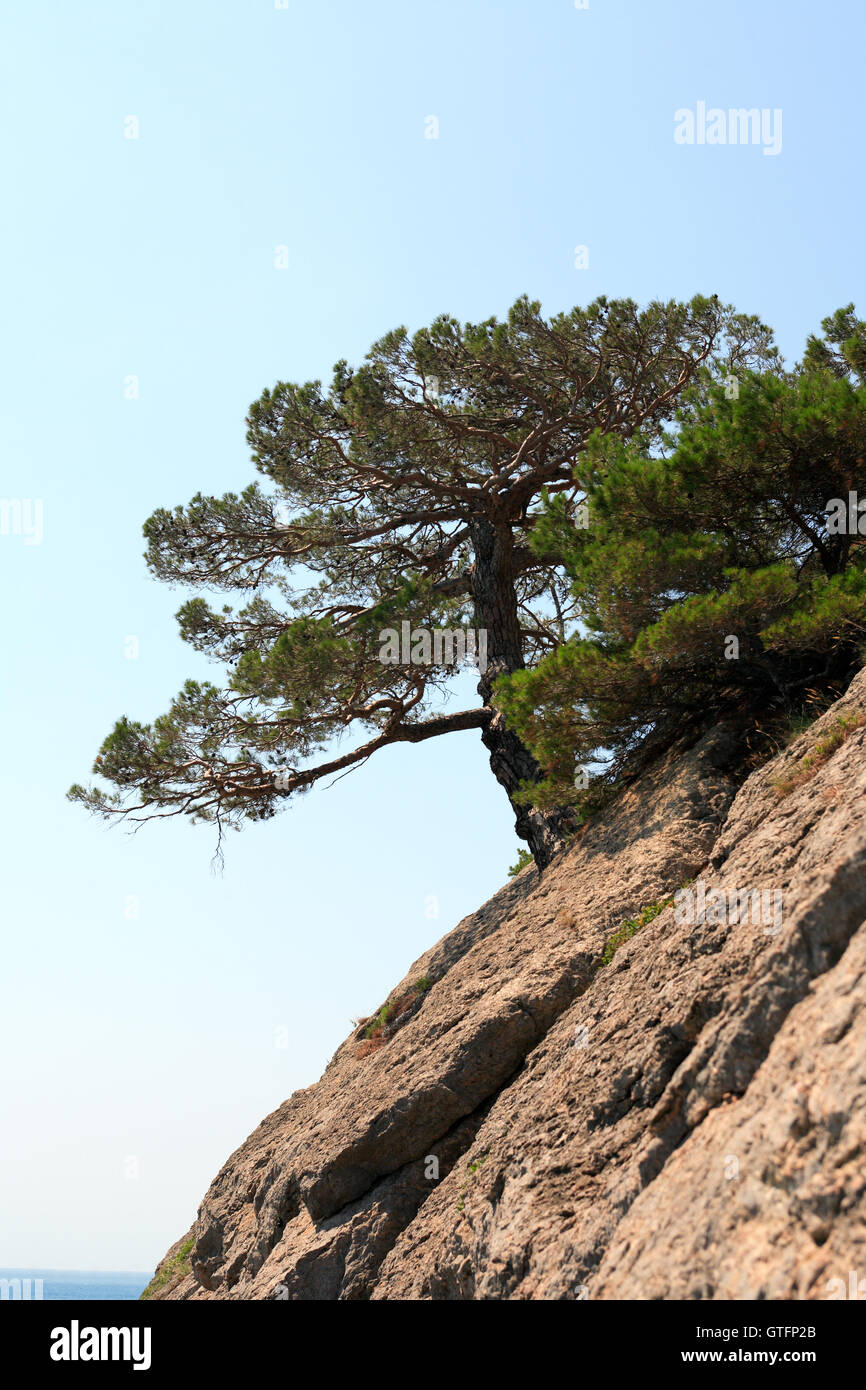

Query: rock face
[[145, 672, 866, 1301]]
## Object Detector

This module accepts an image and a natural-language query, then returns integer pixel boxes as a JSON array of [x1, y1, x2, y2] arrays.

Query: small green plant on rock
[[356, 977, 434, 1057], [599, 897, 674, 968], [508, 848, 534, 878], [772, 712, 866, 798], [140, 1237, 194, 1301], [456, 1151, 489, 1212]]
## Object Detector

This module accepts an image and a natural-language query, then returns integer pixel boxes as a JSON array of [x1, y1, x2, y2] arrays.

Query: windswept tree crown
[[70, 293, 775, 865]]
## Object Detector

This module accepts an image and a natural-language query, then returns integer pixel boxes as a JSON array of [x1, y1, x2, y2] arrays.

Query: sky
[[1, 0, 864, 1272]]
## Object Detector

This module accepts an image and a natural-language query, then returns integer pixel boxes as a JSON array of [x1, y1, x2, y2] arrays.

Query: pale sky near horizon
[[2, 0, 864, 1271]]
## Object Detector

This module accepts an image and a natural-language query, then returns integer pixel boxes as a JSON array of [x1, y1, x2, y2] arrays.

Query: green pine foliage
[[69, 295, 866, 869], [495, 306, 866, 813], [507, 847, 534, 877]]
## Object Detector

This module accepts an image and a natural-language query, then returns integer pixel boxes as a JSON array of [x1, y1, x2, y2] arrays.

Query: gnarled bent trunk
[[470, 517, 568, 870]]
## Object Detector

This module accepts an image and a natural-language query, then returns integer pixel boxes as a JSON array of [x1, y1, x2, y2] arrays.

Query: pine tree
[[70, 294, 773, 866]]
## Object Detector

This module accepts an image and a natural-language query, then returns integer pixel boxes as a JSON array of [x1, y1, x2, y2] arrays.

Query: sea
[[0, 1269, 151, 1301]]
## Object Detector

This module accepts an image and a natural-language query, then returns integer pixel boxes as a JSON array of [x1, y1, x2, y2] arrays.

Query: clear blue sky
[[1, 0, 863, 1272]]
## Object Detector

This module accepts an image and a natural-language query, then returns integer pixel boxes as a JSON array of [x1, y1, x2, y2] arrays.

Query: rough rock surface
[[145, 671, 866, 1301]]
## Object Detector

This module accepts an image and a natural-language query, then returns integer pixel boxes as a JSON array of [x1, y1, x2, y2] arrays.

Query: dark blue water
[[0, 1269, 151, 1301]]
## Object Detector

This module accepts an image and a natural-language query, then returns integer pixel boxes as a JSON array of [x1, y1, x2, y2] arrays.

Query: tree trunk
[[470, 517, 568, 870]]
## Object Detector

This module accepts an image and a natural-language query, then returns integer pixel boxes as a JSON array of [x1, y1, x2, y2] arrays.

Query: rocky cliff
[[144, 670, 866, 1301]]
